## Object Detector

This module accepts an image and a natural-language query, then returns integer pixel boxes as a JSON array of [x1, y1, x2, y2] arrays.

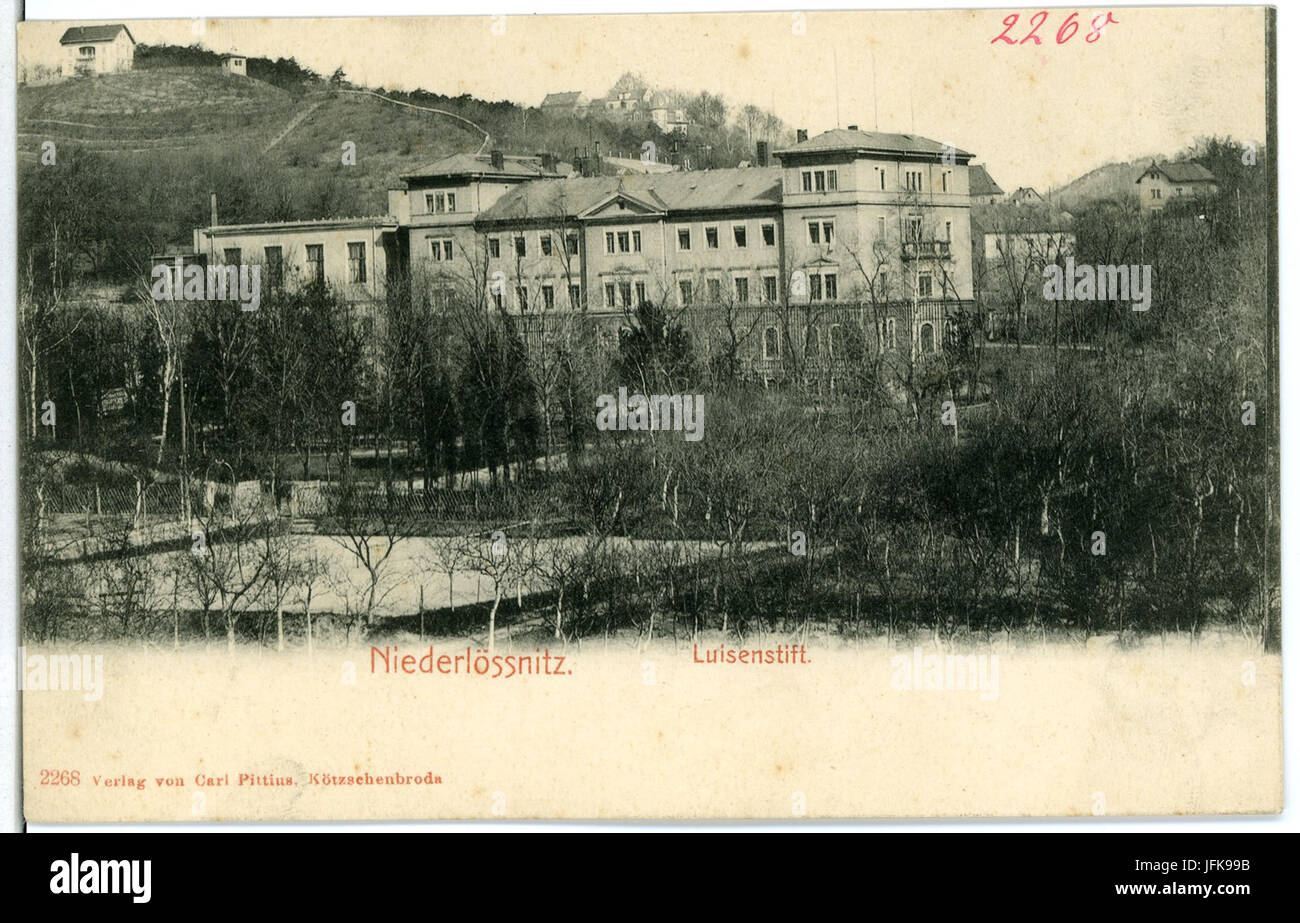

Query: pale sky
[[18, 8, 1268, 191]]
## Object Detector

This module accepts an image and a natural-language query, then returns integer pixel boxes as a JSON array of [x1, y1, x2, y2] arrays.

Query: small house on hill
[[220, 53, 248, 77], [1135, 161, 1218, 211], [59, 24, 135, 77]]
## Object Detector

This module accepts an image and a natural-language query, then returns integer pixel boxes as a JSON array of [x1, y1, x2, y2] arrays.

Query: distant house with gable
[[968, 164, 1004, 204], [1135, 161, 1218, 211], [59, 23, 135, 78], [540, 91, 587, 115], [1006, 186, 1046, 207]]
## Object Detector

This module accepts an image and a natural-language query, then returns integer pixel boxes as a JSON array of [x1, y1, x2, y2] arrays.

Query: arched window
[[920, 323, 935, 354], [763, 326, 780, 360]]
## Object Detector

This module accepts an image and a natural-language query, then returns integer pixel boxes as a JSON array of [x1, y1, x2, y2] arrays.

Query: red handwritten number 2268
[[992, 12, 1118, 45]]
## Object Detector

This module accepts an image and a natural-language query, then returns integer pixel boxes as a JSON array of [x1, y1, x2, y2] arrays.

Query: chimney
[[210, 192, 218, 227], [847, 124, 859, 131], [755, 140, 769, 167], [490, 149, 504, 170], [796, 128, 808, 143]]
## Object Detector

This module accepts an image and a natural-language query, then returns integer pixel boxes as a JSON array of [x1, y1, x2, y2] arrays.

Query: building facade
[[186, 128, 979, 379], [1135, 161, 1218, 211], [59, 24, 135, 78]]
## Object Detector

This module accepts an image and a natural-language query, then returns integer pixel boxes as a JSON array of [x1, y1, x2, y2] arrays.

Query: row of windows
[[675, 222, 778, 251], [446, 215, 954, 263], [798, 167, 955, 194], [425, 191, 458, 214], [758, 318, 901, 360], [484, 233, 580, 259], [220, 242, 368, 286]]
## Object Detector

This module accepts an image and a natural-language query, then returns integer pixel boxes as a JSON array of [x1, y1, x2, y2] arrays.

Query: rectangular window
[[348, 242, 366, 284], [801, 171, 812, 192], [223, 247, 241, 266], [809, 274, 822, 301], [707, 278, 722, 302], [635, 281, 646, 305], [425, 194, 437, 213], [542, 284, 555, 310], [908, 216, 923, 241], [761, 223, 775, 246], [604, 283, 616, 308], [679, 280, 693, 305], [566, 233, 579, 256], [431, 239, 453, 262], [632, 231, 642, 253], [808, 222, 820, 245], [514, 236, 527, 257], [763, 276, 777, 302], [814, 170, 825, 192], [568, 284, 581, 307], [941, 172, 949, 193], [879, 168, 886, 191], [263, 246, 283, 290], [733, 225, 747, 248], [617, 231, 630, 253], [605, 232, 616, 254], [488, 237, 500, 259], [446, 192, 456, 212], [705, 226, 719, 249], [945, 220, 952, 241], [906, 170, 923, 191], [677, 227, 691, 251], [876, 216, 887, 240], [824, 272, 837, 301], [822, 221, 834, 244], [734, 277, 748, 303], [306, 244, 324, 284], [541, 235, 553, 256], [827, 169, 838, 191], [618, 281, 633, 307], [492, 290, 504, 310], [918, 272, 933, 298]]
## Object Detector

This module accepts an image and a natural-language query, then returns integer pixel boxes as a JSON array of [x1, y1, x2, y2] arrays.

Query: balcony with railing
[[902, 239, 952, 260]]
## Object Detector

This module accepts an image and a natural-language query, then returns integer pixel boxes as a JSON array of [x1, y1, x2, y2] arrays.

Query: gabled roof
[[60, 24, 134, 45], [478, 167, 782, 223], [401, 152, 565, 181], [968, 164, 1003, 197], [541, 91, 584, 107], [774, 128, 972, 161], [972, 203, 1074, 235], [1138, 161, 1217, 184]]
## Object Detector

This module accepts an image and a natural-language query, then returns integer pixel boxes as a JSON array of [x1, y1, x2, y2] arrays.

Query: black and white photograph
[[9, 4, 1283, 827]]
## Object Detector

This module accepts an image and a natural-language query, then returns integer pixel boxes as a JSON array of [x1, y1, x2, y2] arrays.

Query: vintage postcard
[[16, 7, 1278, 821]]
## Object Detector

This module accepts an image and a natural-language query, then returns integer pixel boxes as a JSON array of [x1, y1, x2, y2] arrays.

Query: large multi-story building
[[176, 127, 978, 381]]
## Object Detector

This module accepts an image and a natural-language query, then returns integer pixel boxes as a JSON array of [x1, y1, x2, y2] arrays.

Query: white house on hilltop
[[59, 24, 135, 78]]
